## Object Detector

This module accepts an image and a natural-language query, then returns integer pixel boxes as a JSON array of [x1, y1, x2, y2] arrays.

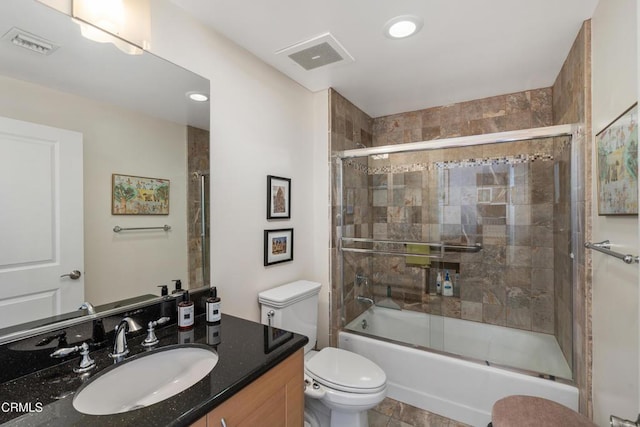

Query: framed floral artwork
[[596, 103, 638, 215], [112, 174, 170, 215]]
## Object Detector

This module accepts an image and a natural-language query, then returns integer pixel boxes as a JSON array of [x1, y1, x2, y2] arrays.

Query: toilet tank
[[258, 280, 321, 354]]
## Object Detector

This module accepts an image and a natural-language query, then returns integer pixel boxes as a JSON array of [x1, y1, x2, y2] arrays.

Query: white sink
[[73, 345, 218, 415]]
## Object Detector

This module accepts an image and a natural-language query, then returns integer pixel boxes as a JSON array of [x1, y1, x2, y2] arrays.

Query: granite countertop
[[1, 313, 308, 426]]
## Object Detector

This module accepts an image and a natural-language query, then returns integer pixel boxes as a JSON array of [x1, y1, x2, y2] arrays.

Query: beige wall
[[591, 0, 639, 425], [0, 74, 189, 305], [148, 2, 328, 343]]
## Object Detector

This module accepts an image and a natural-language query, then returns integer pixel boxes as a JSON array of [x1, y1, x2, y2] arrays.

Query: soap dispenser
[[206, 287, 221, 324], [171, 279, 183, 294], [177, 290, 194, 330], [443, 270, 453, 297], [157, 284, 168, 296]]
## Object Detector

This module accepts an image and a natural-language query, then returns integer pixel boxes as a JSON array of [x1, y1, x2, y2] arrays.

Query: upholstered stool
[[491, 395, 596, 427]]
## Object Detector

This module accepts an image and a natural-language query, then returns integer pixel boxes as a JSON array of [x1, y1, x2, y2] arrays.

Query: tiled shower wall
[[329, 90, 373, 340], [187, 126, 210, 288], [331, 87, 556, 342], [552, 21, 592, 416], [341, 138, 569, 337]]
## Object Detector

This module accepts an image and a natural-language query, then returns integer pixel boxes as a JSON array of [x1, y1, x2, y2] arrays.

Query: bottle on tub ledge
[[436, 271, 442, 295], [442, 270, 454, 297]]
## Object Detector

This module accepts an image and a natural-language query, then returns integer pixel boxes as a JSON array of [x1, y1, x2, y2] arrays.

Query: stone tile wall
[[372, 89, 552, 146], [552, 21, 592, 417], [329, 89, 373, 346], [341, 139, 559, 336], [337, 87, 557, 333], [187, 126, 210, 288]]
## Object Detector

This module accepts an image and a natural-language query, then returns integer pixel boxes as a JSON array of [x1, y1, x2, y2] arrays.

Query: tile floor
[[368, 398, 471, 427]]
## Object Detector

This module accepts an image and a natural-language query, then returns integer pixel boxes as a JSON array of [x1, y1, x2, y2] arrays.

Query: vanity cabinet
[[193, 349, 304, 427]]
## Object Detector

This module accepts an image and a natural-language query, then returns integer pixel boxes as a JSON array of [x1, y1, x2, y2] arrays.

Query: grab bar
[[585, 240, 639, 264], [341, 237, 482, 257], [113, 225, 171, 233]]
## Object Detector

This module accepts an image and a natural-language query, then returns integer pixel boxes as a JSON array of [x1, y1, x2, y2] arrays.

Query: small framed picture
[[596, 103, 638, 215], [264, 228, 294, 266], [267, 175, 291, 219]]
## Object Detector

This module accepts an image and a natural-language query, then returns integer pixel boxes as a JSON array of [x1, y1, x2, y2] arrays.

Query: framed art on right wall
[[596, 103, 638, 215]]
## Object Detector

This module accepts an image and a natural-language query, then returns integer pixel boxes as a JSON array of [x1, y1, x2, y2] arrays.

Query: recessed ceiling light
[[187, 92, 209, 102], [384, 15, 423, 39]]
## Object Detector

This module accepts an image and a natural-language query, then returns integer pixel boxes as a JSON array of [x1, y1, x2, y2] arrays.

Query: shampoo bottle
[[177, 290, 194, 330], [206, 287, 221, 324], [443, 270, 453, 296], [436, 272, 442, 295]]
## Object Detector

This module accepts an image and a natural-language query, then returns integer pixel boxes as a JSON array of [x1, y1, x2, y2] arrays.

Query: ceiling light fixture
[[384, 15, 423, 39], [72, 0, 150, 55], [187, 92, 209, 102]]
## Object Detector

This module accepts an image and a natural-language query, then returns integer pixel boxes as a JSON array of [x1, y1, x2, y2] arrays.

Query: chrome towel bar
[[113, 225, 171, 233], [584, 240, 639, 264], [340, 237, 482, 258]]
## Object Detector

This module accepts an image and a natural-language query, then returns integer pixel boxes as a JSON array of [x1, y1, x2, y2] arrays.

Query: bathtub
[[339, 306, 578, 426]]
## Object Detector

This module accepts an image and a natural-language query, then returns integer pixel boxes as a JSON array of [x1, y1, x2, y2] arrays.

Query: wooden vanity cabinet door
[[204, 349, 304, 427]]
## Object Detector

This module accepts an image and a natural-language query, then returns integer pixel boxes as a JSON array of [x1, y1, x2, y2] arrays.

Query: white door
[[0, 116, 84, 329]]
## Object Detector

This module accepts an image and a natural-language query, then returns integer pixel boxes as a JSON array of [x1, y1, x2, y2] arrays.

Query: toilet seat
[[305, 347, 386, 394]]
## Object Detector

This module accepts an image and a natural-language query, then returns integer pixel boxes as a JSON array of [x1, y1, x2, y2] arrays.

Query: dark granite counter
[[0, 313, 308, 426]]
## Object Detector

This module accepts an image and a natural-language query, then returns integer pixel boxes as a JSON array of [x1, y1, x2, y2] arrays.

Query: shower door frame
[[334, 123, 582, 378]]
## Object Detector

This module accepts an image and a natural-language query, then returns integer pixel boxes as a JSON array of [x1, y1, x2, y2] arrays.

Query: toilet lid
[[305, 347, 386, 394]]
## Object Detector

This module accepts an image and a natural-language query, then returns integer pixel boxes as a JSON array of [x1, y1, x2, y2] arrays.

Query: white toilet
[[258, 280, 387, 427]]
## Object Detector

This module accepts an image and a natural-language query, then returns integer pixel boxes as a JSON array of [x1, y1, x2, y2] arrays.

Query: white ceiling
[[171, 0, 599, 118]]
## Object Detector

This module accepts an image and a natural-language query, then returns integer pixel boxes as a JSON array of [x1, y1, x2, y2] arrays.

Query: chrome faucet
[[356, 295, 374, 305], [109, 317, 142, 363], [78, 302, 96, 315]]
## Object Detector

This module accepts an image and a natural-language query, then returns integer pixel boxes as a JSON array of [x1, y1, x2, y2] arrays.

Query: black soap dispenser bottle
[[206, 287, 221, 324], [171, 279, 183, 294], [157, 284, 168, 296]]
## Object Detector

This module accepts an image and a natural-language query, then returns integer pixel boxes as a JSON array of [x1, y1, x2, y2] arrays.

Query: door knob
[[60, 270, 81, 280]]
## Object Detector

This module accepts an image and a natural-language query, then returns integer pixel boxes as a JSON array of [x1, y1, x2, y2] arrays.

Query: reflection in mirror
[[0, 0, 210, 333]]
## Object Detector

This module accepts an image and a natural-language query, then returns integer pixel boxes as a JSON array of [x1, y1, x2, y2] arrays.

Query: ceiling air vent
[[2, 28, 59, 55], [276, 32, 354, 71]]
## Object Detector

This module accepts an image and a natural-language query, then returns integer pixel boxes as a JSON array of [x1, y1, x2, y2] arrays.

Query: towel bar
[[584, 240, 639, 264], [113, 225, 171, 233]]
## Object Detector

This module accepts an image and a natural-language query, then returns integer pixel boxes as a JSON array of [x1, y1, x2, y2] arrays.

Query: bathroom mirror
[[0, 0, 209, 335]]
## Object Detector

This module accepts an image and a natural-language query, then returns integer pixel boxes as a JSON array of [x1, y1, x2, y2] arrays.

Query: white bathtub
[[339, 306, 578, 426]]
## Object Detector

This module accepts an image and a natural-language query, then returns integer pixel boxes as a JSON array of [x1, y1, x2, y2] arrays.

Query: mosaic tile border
[[344, 152, 555, 175]]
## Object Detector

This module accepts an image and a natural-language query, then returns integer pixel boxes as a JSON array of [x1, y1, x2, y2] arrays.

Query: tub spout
[[356, 295, 374, 305]]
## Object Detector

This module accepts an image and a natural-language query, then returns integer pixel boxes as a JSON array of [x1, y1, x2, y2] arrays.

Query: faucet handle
[[50, 342, 96, 373], [74, 342, 96, 373], [50, 344, 81, 358], [156, 316, 170, 326], [142, 316, 171, 348]]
